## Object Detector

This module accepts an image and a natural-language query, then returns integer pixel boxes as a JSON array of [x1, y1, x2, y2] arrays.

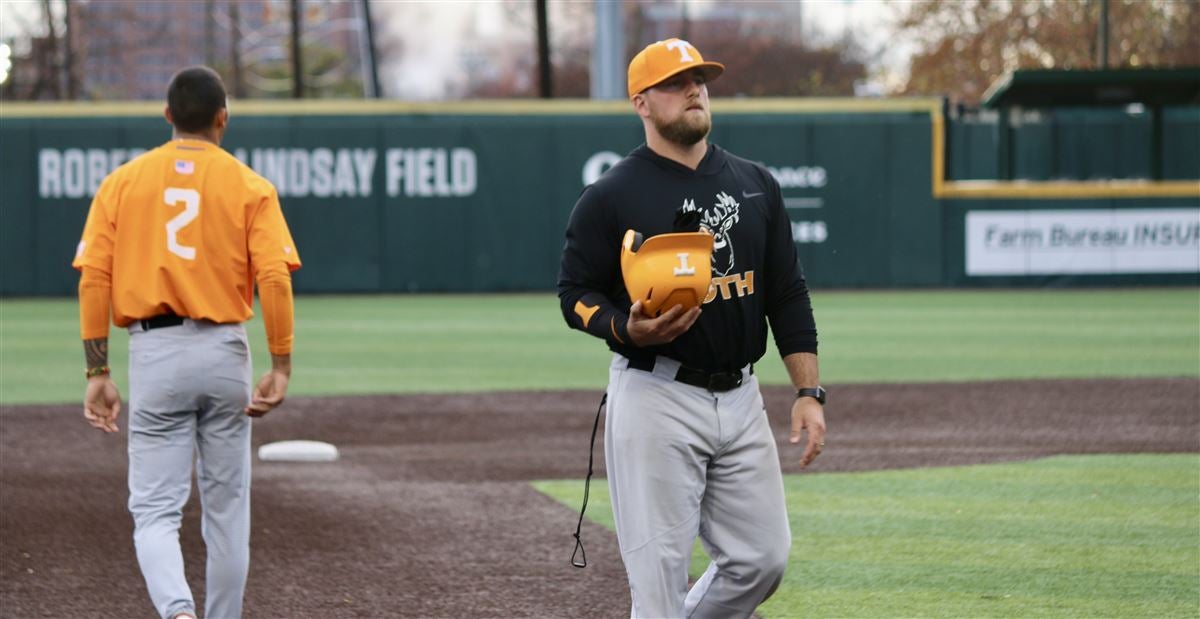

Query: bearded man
[[557, 38, 827, 618]]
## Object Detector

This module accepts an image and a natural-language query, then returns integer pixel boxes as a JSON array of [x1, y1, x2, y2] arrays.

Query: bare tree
[[894, 0, 1200, 104], [33, 0, 60, 98], [463, 2, 866, 98]]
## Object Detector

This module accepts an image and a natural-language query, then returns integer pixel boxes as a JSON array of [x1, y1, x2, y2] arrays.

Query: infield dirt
[[2, 378, 1197, 618]]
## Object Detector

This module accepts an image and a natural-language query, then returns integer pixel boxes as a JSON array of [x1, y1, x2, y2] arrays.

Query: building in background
[[445, 1, 862, 99], [7, 0, 366, 100], [8, 0, 855, 101], [75, 1, 228, 100], [636, 1, 805, 45]]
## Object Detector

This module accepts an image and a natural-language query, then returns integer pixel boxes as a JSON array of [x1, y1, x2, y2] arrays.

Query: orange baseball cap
[[627, 38, 725, 99]]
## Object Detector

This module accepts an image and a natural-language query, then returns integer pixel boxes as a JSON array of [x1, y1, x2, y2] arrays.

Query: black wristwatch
[[795, 386, 827, 405]]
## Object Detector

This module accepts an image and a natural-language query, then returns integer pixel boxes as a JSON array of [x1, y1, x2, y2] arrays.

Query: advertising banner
[[966, 209, 1200, 275]]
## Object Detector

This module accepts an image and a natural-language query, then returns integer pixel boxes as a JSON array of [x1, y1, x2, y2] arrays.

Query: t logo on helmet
[[674, 253, 696, 276]]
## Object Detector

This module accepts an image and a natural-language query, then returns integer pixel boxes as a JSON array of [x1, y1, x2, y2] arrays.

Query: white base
[[257, 440, 340, 462]]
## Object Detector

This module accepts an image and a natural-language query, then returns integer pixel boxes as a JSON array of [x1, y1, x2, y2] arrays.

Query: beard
[[651, 106, 711, 147]]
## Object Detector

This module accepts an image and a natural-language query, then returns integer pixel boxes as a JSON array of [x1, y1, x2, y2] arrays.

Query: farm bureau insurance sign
[[966, 209, 1200, 275]]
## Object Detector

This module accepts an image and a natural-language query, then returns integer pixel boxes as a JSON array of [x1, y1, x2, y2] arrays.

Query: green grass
[[5, 291, 1196, 614], [534, 454, 1200, 618], [2, 288, 1197, 404], [809, 287, 1200, 384]]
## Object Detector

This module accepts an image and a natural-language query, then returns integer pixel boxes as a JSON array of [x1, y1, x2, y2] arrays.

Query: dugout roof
[[982, 68, 1200, 108]]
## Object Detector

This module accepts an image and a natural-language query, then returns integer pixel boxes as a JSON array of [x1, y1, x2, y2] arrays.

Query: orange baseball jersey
[[73, 139, 300, 343]]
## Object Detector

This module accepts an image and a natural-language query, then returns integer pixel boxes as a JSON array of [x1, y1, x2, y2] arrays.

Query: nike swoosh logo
[[742, 190, 764, 198]]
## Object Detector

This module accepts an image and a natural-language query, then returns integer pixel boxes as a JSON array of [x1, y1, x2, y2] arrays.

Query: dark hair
[[166, 66, 227, 133]]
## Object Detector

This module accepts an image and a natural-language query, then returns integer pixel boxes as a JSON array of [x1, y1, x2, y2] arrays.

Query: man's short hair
[[167, 66, 227, 133]]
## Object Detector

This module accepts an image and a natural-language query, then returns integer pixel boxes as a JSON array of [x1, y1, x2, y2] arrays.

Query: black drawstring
[[571, 392, 607, 568]]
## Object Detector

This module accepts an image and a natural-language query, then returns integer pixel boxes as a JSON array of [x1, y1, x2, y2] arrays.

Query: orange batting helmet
[[620, 229, 714, 317]]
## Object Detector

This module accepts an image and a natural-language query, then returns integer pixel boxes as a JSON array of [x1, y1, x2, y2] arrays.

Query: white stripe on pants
[[127, 320, 252, 619], [605, 354, 791, 619]]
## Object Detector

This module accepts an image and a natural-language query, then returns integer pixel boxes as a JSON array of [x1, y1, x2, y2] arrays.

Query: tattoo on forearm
[[83, 338, 108, 369]]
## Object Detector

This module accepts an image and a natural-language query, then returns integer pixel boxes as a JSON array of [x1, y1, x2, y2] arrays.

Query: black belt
[[139, 314, 185, 331], [626, 356, 750, 392]]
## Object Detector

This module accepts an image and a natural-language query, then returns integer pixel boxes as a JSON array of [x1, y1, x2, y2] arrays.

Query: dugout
[[937, 68, 1200, 286]]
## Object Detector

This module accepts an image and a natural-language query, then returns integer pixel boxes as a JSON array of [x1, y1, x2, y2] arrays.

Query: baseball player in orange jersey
[[74, 66, 300, 619]]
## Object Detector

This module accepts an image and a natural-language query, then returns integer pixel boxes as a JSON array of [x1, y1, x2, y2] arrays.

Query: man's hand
[[246, 354, 291, 417], [789, 396, 826, 468], [626, 301, 701, 347], [245, 370, 289, 417], [83, 375, 122, 433]]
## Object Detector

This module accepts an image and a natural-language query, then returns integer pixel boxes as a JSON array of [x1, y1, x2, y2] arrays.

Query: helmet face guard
[[620, 229, 714, 317]]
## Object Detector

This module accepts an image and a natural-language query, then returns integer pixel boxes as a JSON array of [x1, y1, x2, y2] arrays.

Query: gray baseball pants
[[127, 320, 252, 619], [605, 354, 791, 619]]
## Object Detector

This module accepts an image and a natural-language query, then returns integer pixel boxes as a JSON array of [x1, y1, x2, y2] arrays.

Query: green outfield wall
[[1, 99, 1196, 295]]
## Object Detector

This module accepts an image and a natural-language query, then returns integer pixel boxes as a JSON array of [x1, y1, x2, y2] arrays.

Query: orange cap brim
[[629, 62, 725, 99]]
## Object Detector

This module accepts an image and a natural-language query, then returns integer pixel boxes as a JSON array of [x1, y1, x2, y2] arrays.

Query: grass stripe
[[533, 454, 1200, 618], [2, 288, 1197, 404]]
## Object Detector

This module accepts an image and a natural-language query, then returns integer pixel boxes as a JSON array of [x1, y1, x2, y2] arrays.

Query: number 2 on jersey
[[163, 188, 199, 260]]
